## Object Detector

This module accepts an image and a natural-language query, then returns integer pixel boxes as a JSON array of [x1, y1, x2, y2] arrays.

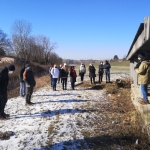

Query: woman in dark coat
[[70, 66, 77, 90], [89, 63, 96, 84]]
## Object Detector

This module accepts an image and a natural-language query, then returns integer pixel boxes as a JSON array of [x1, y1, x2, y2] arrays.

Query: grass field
[[74, 61, 130, 73]]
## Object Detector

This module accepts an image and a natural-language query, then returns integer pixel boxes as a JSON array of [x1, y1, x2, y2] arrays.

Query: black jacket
[[19, 67, 25, 82], [103, 63, 111, 72], [89, 65, 96, 77], [61, 68, 68, 78], [0, 67, 9, 93], [98, 64, 104, 74], [25, 67, 36, 87]]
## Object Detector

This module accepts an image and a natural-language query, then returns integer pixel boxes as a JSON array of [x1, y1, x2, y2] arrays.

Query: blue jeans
[[52, 78, 58, 90], [20, 82, 26, 96], [105, 71, 110, 82], [140, 84, 148, 100]]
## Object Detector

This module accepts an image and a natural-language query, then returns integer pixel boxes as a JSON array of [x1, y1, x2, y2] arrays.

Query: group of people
[[48, 60, 111, 92], [0, 63, 36, 120], [0, 60, 111, 120], [49, 63, 77, 90]]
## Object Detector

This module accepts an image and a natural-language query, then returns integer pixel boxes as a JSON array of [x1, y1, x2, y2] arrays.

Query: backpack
[[80, 65, 86, 73], [23, 70, 27, 80]]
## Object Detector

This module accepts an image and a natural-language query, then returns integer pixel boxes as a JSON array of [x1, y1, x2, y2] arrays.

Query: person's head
[[8, 64, 15, 74], [54, 64, 57, 68], [105, 60, 108, 64], [100, 61, 103, 65], [64, 63, 67, 67], [138, 53, 145, 60], [60, 64, 62, 67], [89, 63, 92, 66]]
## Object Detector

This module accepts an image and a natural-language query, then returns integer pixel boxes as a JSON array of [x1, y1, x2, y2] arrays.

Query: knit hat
[[138, 54, 144, 59], [64, 63, 67, 66], [25, 64, 30, 68], [8, 64, 15, 71]]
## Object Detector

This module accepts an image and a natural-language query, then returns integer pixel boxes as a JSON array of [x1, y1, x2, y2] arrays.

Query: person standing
[[79, 63, 86, 82], [0, 64, 15, 120], [61, 63, 69, 90], [103, 60, 111, 83], [49, 66, 53, 87], [58, 64, 62, 84], [89, 63, 96, 84], [98, 62, 104, 83], [135, 53, 150, 104], [70, 66, 77, 90], [23, 64, 36, 105], [51, 64, 59, 91], [19, 64, 26, 97]]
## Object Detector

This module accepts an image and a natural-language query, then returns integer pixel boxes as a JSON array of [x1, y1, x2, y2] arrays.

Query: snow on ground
[[0, 72, 129, 150]]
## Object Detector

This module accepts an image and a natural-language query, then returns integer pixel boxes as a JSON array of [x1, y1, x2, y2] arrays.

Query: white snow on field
[[0, 73, 129, 150]]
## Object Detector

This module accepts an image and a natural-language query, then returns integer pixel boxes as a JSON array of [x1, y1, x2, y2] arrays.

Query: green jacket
[[135, 60, 150, 84]]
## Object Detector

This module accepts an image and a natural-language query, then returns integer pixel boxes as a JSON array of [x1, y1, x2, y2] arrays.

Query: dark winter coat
[[61, 67, 69, 78], [70, 69, 77, 82], [24, 67, 36, 87], [98, 64, 104, 74], [0, 67, 9, 94], [19, 67, 25, 82], [89, 65, 96, 78], [103, 62, 111, 72]]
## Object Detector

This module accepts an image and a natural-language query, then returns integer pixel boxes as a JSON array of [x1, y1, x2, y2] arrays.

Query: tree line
[[0, 20, 63, 65]]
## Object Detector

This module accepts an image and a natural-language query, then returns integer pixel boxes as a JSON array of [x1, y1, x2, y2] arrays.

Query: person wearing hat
[[61, 63, 69, 90], [23, 64, 36, 105], [103, 60, 111, 83], [0, 64, 15, 120], [79, 63, 86, 83], [135, 53, 150, 104]]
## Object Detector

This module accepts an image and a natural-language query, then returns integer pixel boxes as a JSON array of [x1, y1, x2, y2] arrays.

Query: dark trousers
[[80, 73, 84, 81], [0, 91, 7, 116], [58, 76, 62, 84], [26, 86, 33, 103], [99, 73, 103, 82], [50, 76, 52, 87], [52, 78, 58, 90], [71, 82, 75, 90], [62, 78, 67, 89], [90, 77, 95, 84]]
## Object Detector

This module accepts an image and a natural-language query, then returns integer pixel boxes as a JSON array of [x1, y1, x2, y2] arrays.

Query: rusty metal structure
[[126, 16, 150, 85]]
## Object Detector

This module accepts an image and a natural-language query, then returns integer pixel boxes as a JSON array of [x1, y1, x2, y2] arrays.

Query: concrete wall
[[130, 60, 138, 85], [131, 84, 150, 139]]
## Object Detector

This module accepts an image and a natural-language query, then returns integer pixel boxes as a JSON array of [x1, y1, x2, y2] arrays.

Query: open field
[[74, 61, 130, 73]]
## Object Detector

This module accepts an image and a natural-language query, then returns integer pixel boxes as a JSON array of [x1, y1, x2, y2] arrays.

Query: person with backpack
[[103, 60, 111, 83], [19, 64, 26, 97], [70, 66, 77, 90], [61, 63, 69, 90], [79, 63, 86, 82], [89, 63, 96, 84], [0, 64, 15, 120], [51, 64, 59, 91], [23, 64, 36, 105], [98, 62, 104, 83]]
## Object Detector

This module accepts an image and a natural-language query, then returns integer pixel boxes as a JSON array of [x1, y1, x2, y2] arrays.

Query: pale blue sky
[[0, 0, 150, 60]]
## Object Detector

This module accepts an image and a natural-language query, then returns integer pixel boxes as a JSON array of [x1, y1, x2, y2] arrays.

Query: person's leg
[[90, 77, 92, 84], [26, 87, 30, 104], [28, 86, 34, 104], [101, 73, 103, 82], [57, 76, 60, 84], [64, 78, 67, 89], [140, 84, 148, 100], [20, 82, 23, 96], [105, 72, 108, 82], [23, 82, 26, 96], [108, 71, 110, 82], [62, 78, 65, 90], [98, 74, 100, 83], [93, 77, 95, 84], [81, 73, 83, 82], [54, 78, 57, 90]]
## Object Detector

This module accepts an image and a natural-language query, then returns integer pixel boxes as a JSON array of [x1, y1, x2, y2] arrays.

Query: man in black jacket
[[0, 64, 15, 120], [98, 62, 104, 83], [24, 64, 36, 105], [19, 64, 26, 97], [103, 60, 111, 83]]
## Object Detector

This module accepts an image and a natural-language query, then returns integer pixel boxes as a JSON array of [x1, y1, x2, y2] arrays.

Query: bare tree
[[11, 20, 32, 59], [0, 29, 12, 55]]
